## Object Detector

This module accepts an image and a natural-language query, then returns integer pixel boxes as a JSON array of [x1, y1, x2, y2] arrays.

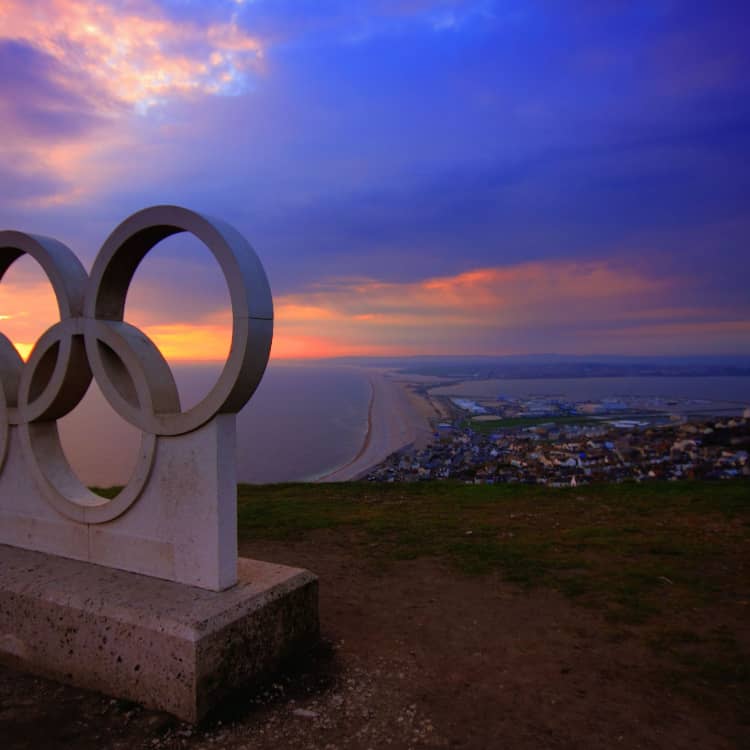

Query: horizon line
[[167, 352, 750, 365]]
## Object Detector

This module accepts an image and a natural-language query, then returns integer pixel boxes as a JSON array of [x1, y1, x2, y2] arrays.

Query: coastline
[[317, 370, 433, 482]]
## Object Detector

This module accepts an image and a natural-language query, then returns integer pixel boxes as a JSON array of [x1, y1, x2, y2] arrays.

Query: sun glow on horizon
[[11, 342, 33, 361], [0, 255, 747, 363]]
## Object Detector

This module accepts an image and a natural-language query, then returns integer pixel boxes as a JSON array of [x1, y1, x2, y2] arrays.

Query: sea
[[55, 367, 750, 487], [57, 363, 371, 487]]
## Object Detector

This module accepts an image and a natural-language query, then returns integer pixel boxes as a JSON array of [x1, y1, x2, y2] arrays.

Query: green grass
[[237, 480, 750, 624], [90, 486, 121, 499], [649, 626, 749, 706], [468, 415, 605, 431], [95, 479, 749, 622], [237, 479, 750, 707], [95, 479, 750, 708]]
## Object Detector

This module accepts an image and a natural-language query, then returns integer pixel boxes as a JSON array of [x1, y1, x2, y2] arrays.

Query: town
[[367, 394, 750, 485]]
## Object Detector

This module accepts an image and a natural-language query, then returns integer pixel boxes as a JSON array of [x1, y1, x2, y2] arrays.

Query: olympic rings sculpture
[[0, 205, 273, 525]]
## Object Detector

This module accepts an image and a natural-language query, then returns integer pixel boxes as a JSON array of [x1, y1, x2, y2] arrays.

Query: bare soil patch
[[0, 536, 746, 749]]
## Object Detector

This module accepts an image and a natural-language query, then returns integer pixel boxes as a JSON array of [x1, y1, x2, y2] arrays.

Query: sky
[[1, 0, 749, 361]]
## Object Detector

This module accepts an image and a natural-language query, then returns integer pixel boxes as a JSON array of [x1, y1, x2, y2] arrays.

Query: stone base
[[0, 544, 319, 722]]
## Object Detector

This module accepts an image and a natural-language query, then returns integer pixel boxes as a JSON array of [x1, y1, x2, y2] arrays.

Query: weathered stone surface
[[0, 416, 240, 590], [0, 206, 274, 591], [0, 544, 319, 722]]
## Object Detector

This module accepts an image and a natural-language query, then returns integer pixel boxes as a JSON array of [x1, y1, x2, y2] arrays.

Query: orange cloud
[[1, 257, 745, 362], [274, 260, 670, 333], [141, 322, 231, 362], [269, 259, 748, 357]]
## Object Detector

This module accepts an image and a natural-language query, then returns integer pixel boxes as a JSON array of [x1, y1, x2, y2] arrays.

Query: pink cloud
[[276, 260, 670, 330], [0, 0, 263, 111], [2, 253, 746, 361], [268, 258, 721, 357], [0, 0, 264, 206]]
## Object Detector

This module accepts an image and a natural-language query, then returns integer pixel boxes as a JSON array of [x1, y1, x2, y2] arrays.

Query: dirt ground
[[1, 532, 747, 750]]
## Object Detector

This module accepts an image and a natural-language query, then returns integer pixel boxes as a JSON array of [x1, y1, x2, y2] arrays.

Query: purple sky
[[1, 0, 748, 359]]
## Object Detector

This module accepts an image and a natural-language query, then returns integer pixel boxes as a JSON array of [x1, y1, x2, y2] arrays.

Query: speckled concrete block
[[0, 544, 319, 722]]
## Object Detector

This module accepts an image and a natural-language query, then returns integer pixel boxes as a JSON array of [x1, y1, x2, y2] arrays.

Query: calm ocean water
[[57, 363, 371, 486], [55, 370, 750, 486]]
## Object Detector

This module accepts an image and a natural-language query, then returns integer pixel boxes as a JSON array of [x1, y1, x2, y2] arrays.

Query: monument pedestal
[[0, 544, 319, 722], [0, 207, 317, 721]]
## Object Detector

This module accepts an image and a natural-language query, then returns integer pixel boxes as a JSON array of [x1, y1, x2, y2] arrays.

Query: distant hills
[[325, 354, 750, 380]]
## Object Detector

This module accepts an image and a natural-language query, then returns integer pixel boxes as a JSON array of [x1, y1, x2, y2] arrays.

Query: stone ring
[[0, 206, 273, 522]]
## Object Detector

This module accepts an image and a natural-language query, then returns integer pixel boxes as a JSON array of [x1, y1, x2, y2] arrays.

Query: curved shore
[[317, 370, 432, 482]]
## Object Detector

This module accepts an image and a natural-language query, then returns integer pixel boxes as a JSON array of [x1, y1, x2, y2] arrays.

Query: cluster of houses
[[366, 415, 750, 486]]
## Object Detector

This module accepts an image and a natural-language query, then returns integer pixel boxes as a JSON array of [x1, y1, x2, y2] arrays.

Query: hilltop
[[2, 480, 748, 749]]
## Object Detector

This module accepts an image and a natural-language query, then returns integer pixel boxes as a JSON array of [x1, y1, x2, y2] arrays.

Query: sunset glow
[[0, 251, 747, 361], [0, 0, 748, 358]]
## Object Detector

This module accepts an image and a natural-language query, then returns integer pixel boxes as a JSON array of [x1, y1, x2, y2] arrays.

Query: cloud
[[0, 0, 263, 111], [268, 259, 750, 357], [0, 0, 492, 123], [0, 161, 72, 207], [2, 252, 747, 362], [0, 39, 118, 206], [275, 259, 669, 332], [268, 258, 689, 356], [221, 0, 494, 46], [0, 40, 112, 139], [1, 0, 747, 359], [0, 0, 264, 205]]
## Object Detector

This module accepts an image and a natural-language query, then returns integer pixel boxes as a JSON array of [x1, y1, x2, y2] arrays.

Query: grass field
[[467, 415, 608, 431], [238, 481, 747, 618], [238, 480, 750, 704], [93, 479, 749, 714], [94, 478, 749, 630]]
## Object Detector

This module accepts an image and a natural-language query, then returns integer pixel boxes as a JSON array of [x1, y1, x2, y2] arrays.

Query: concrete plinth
[[0, 544, 319, 722]]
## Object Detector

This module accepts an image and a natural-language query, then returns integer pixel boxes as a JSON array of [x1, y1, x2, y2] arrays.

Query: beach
[[317, 370, 434, 482], [56, 363, 429, 486]]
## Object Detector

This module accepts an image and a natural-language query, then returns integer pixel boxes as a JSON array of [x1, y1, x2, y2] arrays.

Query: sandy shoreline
[[317, 370, 434, 482]]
